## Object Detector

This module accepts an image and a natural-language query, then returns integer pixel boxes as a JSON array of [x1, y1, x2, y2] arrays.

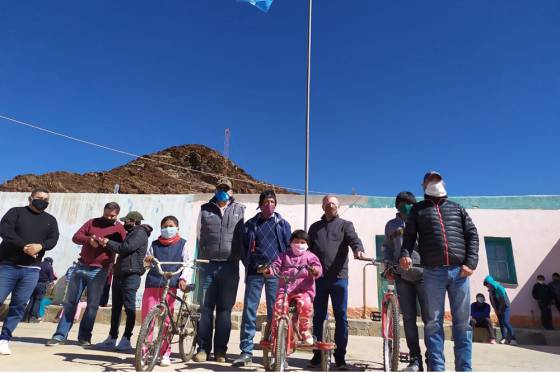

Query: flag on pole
[[238, 0, 274, 13]]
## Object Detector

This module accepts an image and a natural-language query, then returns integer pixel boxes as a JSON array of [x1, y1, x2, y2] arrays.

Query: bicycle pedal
[[399, 352, 410, 363], [370, 311, 382, 322]]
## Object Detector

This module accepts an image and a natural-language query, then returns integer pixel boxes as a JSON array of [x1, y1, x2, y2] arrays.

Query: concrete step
[[4, 304, 559, 346]]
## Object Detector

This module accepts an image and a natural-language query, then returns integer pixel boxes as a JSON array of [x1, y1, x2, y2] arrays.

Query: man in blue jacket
[[470, 293, 496, 344], [232, 190, 291, 367]]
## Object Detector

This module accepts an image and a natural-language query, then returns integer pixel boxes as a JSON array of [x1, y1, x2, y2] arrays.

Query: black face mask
[[100, 217, 116, 225], [124, 223, 135, 232], [31, 199, 49, 212]]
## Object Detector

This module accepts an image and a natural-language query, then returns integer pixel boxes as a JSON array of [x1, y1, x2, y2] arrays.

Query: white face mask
[[161, 227, 178, 239], [476, 297, 484, 303], [425, 181, 447, 197]]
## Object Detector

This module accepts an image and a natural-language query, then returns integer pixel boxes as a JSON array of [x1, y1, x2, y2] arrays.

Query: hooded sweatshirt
[[485, 275, 510, 315], [271, 249, 322, 299]]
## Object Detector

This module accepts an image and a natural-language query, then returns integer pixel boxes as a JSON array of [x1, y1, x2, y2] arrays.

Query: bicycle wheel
[[382, 295, 400, 372], [321, 319, 332, 371], [135, 306, 167, 372], [178, 313, 198, 362], [261, 322, 273, 371], [274, 319, 288, 372]]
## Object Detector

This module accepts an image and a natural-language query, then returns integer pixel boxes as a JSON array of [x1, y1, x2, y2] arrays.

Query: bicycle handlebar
[[149, 258, 210, 277]]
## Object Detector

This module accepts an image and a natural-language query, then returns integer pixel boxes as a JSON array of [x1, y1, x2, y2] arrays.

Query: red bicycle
[[259, 265, 335, 372], [359, 257, 408, 372]]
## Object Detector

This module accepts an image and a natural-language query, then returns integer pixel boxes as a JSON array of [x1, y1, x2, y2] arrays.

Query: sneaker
[[96, 336, 117, 349], [45, 338, 66, 347], [116, 337, 133, 351], [403, 356, 423, 372], [303, 334, 314, 345], [193, 350, 208, 362], [0, 340, 11, 355], [509, 339, 518, 346], [232, 353, 252, 367], [214, 352, 227, 363], [78, 339, 92, 347], [489, 339, 497, 344], [334, 360, 350, 371], [499, 338, 507, 344], [160, 355, 171, 367], [307, 353, 321, 368]]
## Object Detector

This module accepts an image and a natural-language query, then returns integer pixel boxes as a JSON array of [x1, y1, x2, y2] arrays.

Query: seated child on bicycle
[[142, 215, 191, 366], [265, 230, 322, 345]]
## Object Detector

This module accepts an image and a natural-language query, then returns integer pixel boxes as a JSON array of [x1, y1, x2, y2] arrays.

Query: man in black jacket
[[532, 274, 554, 330], [308, 195, 364, 370], [0, 188, 59, 355], [400, 171, 479, 372], [96, 211, 152, 350]]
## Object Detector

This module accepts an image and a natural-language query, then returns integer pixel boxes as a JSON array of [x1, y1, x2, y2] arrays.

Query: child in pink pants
[[142, 215, 190, 367], [268, 230, 322, 345]]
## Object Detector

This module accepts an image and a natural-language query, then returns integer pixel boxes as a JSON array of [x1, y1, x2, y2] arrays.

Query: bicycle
[[134, 258, 209, 372], [359, 257, 407, 372], [258, 264, 335, 372]]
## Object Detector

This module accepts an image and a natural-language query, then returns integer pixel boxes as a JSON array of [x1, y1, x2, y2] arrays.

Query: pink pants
[[58, 301, 87, 322], [141, 288, 176, 357], [271, 292, 313, 339]]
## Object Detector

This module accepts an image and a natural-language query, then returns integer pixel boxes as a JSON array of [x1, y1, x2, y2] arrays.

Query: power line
[[0, 113, 339, 196]]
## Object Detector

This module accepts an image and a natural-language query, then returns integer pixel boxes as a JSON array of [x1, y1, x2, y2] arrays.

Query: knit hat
[[395, 191, 416, 208], [120, 211, 144, 222]]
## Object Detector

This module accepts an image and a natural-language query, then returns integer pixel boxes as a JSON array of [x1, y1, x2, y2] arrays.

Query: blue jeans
[[197, 261, 240, 354], [423, 266, 472, 372], [52, 264, 107, 342], [24, 281, 48, 320], [0, 264, 40, 341], [498, 306, 515, 342], [313, 277, 348, 363], [239, 274, 278, 355]]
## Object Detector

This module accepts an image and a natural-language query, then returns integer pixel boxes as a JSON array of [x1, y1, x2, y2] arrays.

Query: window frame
[[484, 236, 518, 285]]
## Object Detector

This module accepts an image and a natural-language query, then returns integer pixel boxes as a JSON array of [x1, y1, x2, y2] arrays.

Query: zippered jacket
[[400, 197, 479, 269]]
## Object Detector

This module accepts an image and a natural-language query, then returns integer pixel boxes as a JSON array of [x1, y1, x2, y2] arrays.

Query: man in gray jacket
[[382, 192, 426, 372], [194, 178, 245, 363]]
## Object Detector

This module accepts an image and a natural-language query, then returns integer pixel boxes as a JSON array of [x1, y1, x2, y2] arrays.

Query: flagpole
[[304, 0, 312, 231]]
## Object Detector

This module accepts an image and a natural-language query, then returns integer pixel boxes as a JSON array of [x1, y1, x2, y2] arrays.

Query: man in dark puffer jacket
[[400, 171, 479, 372]]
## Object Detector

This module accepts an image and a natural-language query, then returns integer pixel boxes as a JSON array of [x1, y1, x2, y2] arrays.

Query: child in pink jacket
[[267, 230, 322, 345]]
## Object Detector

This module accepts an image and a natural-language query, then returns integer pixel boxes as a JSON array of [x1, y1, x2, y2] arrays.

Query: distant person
[[24, 257, 57, 323], [0, 188, 59, 356], [484, 276, 517, 345], [400, 171, 479, 372], [470, 293, 496, 344], [532, 275, 554, 330], [46, 202, 126, 347], [549, 273, 560, 313], [96, 211, 152, 351]]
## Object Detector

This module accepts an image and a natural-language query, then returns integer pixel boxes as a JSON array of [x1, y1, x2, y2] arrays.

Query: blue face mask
[[161, 227, 178, 239], [215, 191, 229, 203]]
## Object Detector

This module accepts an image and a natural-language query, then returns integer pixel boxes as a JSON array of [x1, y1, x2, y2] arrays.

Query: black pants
[[539, 301, 554, 330], [24, 281, 48, 320], [99, 276, 111, 307], [109, 274, 141, 339], [470, 317, 495, 340], [395, 278, 426, 360]]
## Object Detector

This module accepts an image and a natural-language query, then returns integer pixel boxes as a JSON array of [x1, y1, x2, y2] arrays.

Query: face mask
[[261, 204, 275, 217], [398, 204, 413, 216], [290, 243, 308, 256], [476, 297, 484, 303], [161, 227, 178, 239], [31, 199, 49, 211], [215, 191, 229, 203], [124, 223, 135, 232], [425, 181, 447, 197], [100, 217, 116, 225], [538, 280, 544, 285]]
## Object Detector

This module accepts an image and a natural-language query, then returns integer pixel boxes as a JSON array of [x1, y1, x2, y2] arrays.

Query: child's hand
[[308, 266, 319, 277]]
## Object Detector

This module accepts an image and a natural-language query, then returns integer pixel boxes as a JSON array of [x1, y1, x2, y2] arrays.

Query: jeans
[[0, 264, 40, 341], [423, 266, 472, 372], [313, 277, 348, 363], [197, 261, 240, 354], [24, 281, 48, 320], [470, 317, 495, 340], [497, 307, 515, 341], [52, 264, 107, 342], [239, 274, 278, 355], [396, 278, 427, 360], [109, 274, 141, 339]]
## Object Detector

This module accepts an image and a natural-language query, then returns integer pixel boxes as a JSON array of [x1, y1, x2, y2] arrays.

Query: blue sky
[[1, 0, 559, 197]]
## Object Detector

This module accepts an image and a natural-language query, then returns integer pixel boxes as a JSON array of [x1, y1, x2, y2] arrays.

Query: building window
[[484, 237, 517, 285]]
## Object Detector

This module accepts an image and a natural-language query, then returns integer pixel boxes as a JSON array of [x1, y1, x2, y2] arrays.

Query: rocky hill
[[0, 144, 290, 194]]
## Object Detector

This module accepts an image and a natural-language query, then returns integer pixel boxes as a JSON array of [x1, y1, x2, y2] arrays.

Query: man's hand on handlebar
[[144, 255, 154, 268], [179, 279, 194, 292], [353, 251, 364, 260]]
